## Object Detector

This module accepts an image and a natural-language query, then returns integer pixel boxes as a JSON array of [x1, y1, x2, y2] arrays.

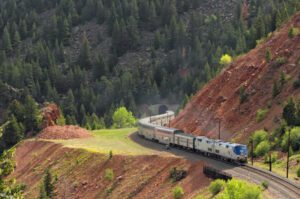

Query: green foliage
[[172, 185, 184, 199], [281, 127, 300, 152], [251, 130, 268, 146], [239, 85, 248, 104], [261, 181, 269, 190], [256, 109, 269, 122], [264, 152, 278, 164], [209, 179, 225, 196], [78, 32, 92, 69], [283, 98, 297, 126], [219, 54, 233, 66], [273, 57, 287, 67], [265, 48, 272, 63], [255, 140, 271, 157], [0, 149, 25, 198], [108, 150, 113, 160], [216, 179, 262, 199], [297, 167, 300, 177], [112, 107, 136, 128], [104, 168, 114, 181], [2, 115, 24, 148], [42, 168, 55, 199], [288, 27, 299, 38], [272, 80, 281, 98], [169, 167, 187, 182]]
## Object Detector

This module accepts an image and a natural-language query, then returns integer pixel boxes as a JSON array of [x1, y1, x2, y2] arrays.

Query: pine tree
[[23, 95, 41, 134], [265, 48, 272, 63], [78, 32, 92, 69], [283, 98, 297, 126], [2, 115, 24, 148], [43, 168, 54, 198], [2, 26, 13, 54]]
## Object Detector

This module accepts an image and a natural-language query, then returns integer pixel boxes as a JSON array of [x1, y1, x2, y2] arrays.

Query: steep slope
[[171, 13, 300, 142], [10, 140, 210, 199]]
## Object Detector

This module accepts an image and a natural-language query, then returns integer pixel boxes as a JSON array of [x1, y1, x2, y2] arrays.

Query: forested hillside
[[0, 0, 299, 129]]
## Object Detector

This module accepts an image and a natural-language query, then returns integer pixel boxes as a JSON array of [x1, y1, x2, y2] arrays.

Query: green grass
[[53, 128, 156, 155], [253, 154, 300, 181]]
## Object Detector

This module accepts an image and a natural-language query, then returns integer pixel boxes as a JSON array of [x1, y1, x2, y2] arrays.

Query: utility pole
[[218, 118, 221, 140], [286, 129, 291, 178], [249, 139, 254, 166], [269, 153, 272, 172]]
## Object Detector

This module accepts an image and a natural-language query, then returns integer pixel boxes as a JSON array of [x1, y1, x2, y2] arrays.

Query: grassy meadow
[[53, 128, 157, 155]]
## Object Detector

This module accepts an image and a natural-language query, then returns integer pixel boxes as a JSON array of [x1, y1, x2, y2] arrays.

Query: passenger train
[[138, 111, 248, 163]]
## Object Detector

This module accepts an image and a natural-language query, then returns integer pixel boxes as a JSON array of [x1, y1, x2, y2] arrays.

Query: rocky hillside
[[171, 13, 300, 142], [9, 140, 209, 199]]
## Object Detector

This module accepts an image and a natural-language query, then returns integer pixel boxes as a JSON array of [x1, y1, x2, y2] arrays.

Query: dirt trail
[[10, 140, 210, 199], [171, 13, 300, 142]]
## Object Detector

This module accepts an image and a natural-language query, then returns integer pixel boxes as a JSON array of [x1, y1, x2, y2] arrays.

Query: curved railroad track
[[130, 131, 300, 199]]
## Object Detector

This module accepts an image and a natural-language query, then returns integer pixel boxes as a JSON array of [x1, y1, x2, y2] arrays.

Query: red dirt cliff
[[171, 13, 300, 142]]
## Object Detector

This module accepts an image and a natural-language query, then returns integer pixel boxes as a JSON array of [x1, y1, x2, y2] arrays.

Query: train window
[[226, 145, 229, 148], [216, 150, 219, 153], [198, 139, 202, 142]]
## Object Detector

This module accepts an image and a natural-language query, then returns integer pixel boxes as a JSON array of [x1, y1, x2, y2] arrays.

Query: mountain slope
[[171, 13, 300, 142], [10, 140, 209, 198]]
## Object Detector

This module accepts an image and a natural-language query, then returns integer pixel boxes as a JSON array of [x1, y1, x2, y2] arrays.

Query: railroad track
[[240, 165, 300, 198]]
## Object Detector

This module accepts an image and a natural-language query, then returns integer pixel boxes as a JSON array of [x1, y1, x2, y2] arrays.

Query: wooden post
[[269, 153, 272, 172], [286, 129, 291, 178]]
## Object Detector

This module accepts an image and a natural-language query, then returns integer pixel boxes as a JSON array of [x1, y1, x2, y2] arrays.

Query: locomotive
[[138, 111, 248, 163]]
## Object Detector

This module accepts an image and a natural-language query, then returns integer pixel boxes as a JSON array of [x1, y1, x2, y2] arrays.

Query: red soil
[[10, 140, 210, 199], [41, 103, 61, 128], [171, 13, 300, 143], [37, 125, 92, 140]]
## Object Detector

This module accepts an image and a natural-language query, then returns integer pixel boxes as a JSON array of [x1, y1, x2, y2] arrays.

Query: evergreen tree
[[2, 26, 13, 54], [283, 98, 297, 126], [78, 32, 92, 69], [23, 95, 41, 134], [2, 115, 24, 148], [43, 168, 54, 198], [265, 48, 272, 63]]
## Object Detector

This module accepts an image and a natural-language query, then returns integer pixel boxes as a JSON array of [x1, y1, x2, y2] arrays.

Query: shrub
[[293, 78, 300, 89], [256, 109, 269, 123], [251, 130, 268, 146], [288, 27, 299, 38], [297, 167, 300, 178], [219, 54, 233, 66], [281, 127, 300, 152], [169, 167, 187, 182], [265, 48, 272, 63], [239, 85, 248, 103], [172, 186, 184, 199], [104, 169, 114, 181], [264, 152, 278, 163], [209, 179, 225, 196], [255, 141, 271, 157], [108, 150, 113, 160], [261, 181, 269, 190], [272, 57, 287, 67], [217, 179, 262, 199]]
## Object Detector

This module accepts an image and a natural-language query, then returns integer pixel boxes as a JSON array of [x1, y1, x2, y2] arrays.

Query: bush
[[272, 57, 287, 67], [172, 186, 184, 199], [239, 85, 248, 103], [219, 54, 233, 66], [217, 179, 262, 199], [293, 78, 300, 89], [264, 152, 278, 163], [251, 130, 268, 146], [297, 167, 300, 178], [261, 181, 269, 189], [288, 27, 299, 38], [104, 169, 114, 181], [169, 167, 187, 182], [255, 141, 271, 157], [281, 127, 300, 152], [209, 179, 225, 196], [108, 150, 113, 160], [256, 109, 269, 123]]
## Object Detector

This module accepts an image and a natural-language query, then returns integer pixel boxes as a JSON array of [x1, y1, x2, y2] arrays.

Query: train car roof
[[175, 132, 195, 138]]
